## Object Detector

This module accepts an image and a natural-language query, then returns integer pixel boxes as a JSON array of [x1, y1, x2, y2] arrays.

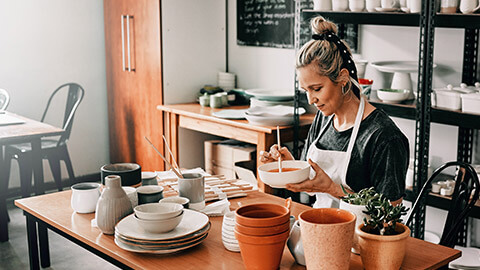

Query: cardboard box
[[205, 140, 256, 178]]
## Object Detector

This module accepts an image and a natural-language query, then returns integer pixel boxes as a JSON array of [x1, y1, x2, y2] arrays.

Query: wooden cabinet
[[104, 0, 164, 171]]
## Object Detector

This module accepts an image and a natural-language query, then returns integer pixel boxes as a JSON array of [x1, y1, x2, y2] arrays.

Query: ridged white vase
[[96, 175, 133, 235]]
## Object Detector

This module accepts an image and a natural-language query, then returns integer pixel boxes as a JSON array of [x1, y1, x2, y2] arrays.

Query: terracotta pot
[[235, 220, 290, 236], [234, 229, 290, 270], [356, 223, 410, 270], [299, 208, 356, 270], [235, 203, 290, 227], [339, 200, 370, 254]]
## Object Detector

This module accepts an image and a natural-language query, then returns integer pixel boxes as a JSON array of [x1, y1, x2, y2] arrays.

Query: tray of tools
[[158, 175, 256, 202]]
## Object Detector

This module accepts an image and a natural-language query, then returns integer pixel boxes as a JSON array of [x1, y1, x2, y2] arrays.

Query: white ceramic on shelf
[[212, 109, 247, 120], [349, 0, 366, 11], [258, 160, 311, 188], [376, 89, 410, 103], [366, 0, 381, 11], [134, 202, 184, 220], [332, 0, 349, 10], [116, 209, 209, 241], [461, 93, 480, 114], [134, 211, 184, 233], [314, 0, 333, 10], [244, 89, 294, 101]]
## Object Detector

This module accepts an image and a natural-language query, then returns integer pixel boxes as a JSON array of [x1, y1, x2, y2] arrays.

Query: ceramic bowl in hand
[[257, 160, 310, 188], [376, 89, 410, 103], [134, 202, 183, 220], [134, 211, 184, 233]]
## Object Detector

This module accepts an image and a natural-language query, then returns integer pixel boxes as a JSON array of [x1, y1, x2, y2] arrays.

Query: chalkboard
[[237, 0, 295, 49]]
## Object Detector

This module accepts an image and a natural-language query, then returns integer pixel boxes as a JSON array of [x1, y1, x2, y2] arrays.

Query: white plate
[[450, 246, 480, 269], [114, 233, 208, 254], [250, 98, 294, 107], [245, 113, 295, 126], [115, 209, 209, 241], [247, 106, 305, 117], [116, 222, 211, 244], [371, 61, 437, 73], [245, 89, 294, 101], [212, 109, 247, 120]]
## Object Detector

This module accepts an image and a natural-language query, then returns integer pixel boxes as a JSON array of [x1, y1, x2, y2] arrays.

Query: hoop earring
[[342, 84, 348, 95]]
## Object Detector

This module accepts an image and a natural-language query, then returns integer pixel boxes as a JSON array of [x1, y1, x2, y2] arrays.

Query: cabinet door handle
[[121, 15, 126, 71], [126, 15, 134, 72]]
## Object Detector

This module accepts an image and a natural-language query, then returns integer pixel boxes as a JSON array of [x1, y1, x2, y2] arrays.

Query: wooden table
[[15, 190, 461, 270], [156, 104, 315, 193], [0, 112, 64, 242]]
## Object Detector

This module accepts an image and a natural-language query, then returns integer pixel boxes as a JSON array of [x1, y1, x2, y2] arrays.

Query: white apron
[[307, 97, 365, 208]]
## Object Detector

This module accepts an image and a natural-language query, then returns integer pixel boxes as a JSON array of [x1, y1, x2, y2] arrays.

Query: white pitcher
[[460, 0, 479, 13]]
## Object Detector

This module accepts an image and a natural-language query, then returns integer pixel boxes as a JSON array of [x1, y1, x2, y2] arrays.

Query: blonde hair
[[296, 16, 360, 98]]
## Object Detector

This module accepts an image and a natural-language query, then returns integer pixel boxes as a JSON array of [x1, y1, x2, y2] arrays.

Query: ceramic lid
[[450, 83, 478, 93]]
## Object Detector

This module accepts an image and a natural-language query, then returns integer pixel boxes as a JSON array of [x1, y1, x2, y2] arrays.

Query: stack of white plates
[[114, 209, 210, 254], [222, 212, 240, 252], [450, 246, 480, 270], [245, 105, 306, 126], [245, 89, 294, 101], [250, 98, 294, 107], [218, 72, 236, 91]]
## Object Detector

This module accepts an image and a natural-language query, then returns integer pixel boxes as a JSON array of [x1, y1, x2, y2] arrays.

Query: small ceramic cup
[[431, 183, 441, 193], [159, 196, 190, 209], [141, 171, 158, 186], [137, 185, 164, 205], [71, 182, 101, 214], [178, 173, 205, 210], [332, 0, 349, 10], [210, 95, 223, 108], [199, 95, 210, 107]]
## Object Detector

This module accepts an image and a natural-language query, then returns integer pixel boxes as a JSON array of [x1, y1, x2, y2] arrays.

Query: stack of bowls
[[221, 212, 240, 252], [133, 202, 184, 233], [218, 72, 236, 91], [234, 203, 290, 270]]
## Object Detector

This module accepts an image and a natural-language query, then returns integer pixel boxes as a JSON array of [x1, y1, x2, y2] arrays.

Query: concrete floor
[[0, 199, 119, 270]]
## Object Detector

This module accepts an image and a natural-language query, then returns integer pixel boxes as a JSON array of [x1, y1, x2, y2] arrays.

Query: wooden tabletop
[[15, 191, 461, 270], [0, 112, 63, 143], [157, 103, 316, 134]]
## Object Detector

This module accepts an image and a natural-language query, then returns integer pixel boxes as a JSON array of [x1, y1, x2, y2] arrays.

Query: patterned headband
[[312, 32, 358, 82]]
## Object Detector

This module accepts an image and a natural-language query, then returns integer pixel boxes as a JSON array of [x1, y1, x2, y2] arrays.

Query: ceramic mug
[[71, 182, 101, 214], [460, 0, 479, 13], [349, 0, 366, 11], [332, 0, 349, 10], [299, 208, 356, 269], [440, 0, 458, 12], [136, 185, 164, 205], [178, 173, 205, 210], [381, 0, 399, 8], [366, 0, 382, 11], [314, 0, 333, 10], [408, 0, 422, 12]]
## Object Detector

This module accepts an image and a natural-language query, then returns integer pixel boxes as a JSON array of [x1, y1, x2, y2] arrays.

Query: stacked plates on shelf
[[245, 89, 294, 101], [450, 246, 480, 270], [250, 98, 294, 107], [245, 105, 306, 126], [218, 72, 236, 91], [114, 209, 210, 254]]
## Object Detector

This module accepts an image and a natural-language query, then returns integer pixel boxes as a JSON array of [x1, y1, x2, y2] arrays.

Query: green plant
[[341, 187, 380, 205], [362, 194, 409, 236]]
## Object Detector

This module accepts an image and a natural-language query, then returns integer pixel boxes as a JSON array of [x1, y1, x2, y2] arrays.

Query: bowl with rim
[[235, 203, 290, 228], [134, 202, 183, 220], [159, 196, 190, 209], [258, 160, 310, 188], [376, 89, 410, 103], [134, 211, 184, 233]]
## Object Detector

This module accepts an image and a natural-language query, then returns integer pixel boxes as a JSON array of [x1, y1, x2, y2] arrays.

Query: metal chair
[[0, 88, 10, 110], [3, 83, 84, 196], [406, 161, 480, 248]]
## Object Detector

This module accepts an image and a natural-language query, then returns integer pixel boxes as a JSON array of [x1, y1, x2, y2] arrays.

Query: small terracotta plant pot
[[356, 223, 410, 270], [234, 229, 290, 270], [235, 220, 290, 236], [235, 203, 290, 228], [299, 208, 356, 269]]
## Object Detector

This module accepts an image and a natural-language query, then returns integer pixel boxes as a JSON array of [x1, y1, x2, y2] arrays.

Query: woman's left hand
[[285, 159, 337, 194]]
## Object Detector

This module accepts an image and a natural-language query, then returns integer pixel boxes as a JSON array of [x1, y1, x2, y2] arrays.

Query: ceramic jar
[[95, 175, 133, 235], [339, 200, 369, 254]]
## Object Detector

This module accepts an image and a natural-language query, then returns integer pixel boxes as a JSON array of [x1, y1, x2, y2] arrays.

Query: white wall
[[0, 0, 109, 188]]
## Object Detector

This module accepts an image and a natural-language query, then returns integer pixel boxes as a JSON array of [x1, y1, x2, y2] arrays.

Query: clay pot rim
[[235, 203, 290, 226], [356, 223, 411, 241], [234, 229, 290, 244], [235, 221, 290, 236], [299, 208, 356, 226]]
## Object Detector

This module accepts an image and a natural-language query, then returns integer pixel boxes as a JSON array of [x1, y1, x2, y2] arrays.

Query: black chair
[[0, 88, 10, 110], [3, 83, 84, 196], [406, 161, 480, 248]]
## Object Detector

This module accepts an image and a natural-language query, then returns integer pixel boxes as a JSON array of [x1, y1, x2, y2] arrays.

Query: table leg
[[0, 143, 8, 242], [257, 133, 275, 194], [30, 138, 45, 195], [38, 222, 50, 268], [25, 212, 40, 270]]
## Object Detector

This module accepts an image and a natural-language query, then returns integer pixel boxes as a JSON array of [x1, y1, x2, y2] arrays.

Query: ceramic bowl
[[100, 163, 141, 186], [134, 202, 183, 220], [159, 196, 190, 209], [376, 89, 410, 103], [257, 160, 310, 188], [235, 203, 290, 228], [134, 211, 184, 233]]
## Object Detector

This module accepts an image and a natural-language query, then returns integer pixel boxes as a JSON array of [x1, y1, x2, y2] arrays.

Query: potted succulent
[[339, 187, 379, 254], [356, 193, 410, 270]]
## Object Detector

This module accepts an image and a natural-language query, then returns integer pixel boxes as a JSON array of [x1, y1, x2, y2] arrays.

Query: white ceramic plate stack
[[114, 209, 210, 254], [245, 105, 306, 126], [218, 72, 236, 91], [449, 246, 480, 270], [244, 89, 294, 101], [221, 212, 240, 252], [250, 98, 294, 107]]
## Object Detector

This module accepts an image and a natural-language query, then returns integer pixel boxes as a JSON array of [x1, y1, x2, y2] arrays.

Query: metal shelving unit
[[293, 0, 480, 245]]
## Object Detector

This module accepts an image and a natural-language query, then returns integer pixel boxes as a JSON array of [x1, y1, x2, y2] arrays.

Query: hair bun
[[310, 16, 338, 35]]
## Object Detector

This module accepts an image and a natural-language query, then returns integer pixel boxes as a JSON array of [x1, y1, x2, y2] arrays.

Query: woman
[[260, 16, 409, 207]]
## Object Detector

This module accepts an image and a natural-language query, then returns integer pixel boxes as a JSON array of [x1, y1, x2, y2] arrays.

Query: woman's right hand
[[259, 144, 295, 163]]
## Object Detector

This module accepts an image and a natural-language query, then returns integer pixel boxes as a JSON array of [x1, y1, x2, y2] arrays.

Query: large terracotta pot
[[235, 220, 290, 236], [234, 229, 290, 270], [339, 200, 370, 254], [235, 203, 290, 227], [299, 208, 356, 270], [356, 223, 410, 270]]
